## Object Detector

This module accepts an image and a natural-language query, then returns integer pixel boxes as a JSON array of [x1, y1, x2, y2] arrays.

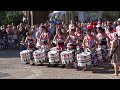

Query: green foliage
[[0, 11, 23, 26]]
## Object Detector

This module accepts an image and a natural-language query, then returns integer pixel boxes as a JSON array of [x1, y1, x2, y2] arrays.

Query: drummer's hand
[[98, 45, 101, 48]]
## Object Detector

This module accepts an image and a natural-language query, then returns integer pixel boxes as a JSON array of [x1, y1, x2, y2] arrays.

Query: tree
[[0, 11, 23, 26]]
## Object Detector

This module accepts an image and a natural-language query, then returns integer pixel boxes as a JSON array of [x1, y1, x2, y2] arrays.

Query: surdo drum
[[48, 50, 60, 64], [77, 52, 91, 67], [96, 48, 102, 61], [33, 50, 46, 64], [61, 50, 73, 64], [20, 50, 32, 62]]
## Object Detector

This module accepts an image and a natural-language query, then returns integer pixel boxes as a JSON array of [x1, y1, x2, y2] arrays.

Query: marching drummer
[[96, 27, 110, 63], [52, 28, 66, 51], [25, 32, 36, 65], [39, 26, 51, 63], [83, 26, 100, 72], [40, 26, 51, 50], [64, 28, 80, 68], [108, 27, 117, 48], [75, 26, 84, 53]]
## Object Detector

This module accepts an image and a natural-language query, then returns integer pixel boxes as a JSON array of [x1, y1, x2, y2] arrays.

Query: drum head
[[96, 48, 101, 51], [48, 50, 57, 54], [20, 50, 28, 54], [81, 52, 90, 56], [34, 50, 42, 54], [61, 51, 70, 54]]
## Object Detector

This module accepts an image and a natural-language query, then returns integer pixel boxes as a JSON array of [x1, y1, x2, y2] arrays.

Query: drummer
[[83, 26, 99, 72], [75, 26, 84, 53], [25, 32, 36, 65], [52, 28, 66, 51], [108, 27, 117, 48], [64, 28, 80, 67], [40, 26, 51, 50], [96, 27, 110, 63]]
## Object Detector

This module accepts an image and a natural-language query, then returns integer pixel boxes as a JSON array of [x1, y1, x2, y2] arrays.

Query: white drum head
[[20, 50, 28, 54], [96, 48, 101, 51], [81, 52, 90, 56], [61, 51, 70, 54], [48, 50, 58, 54]]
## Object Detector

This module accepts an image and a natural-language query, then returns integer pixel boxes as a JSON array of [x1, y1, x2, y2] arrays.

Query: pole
[[30, 11, 33, 26]]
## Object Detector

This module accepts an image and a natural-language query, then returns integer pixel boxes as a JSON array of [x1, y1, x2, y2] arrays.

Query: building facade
[[49, 11, 103, 23], [22, 11, 49, 25]]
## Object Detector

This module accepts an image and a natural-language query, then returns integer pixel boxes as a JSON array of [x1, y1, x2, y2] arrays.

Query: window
[[74, 16, 78, 22]]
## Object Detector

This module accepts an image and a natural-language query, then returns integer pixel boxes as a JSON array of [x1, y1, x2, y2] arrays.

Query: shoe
[[25, 62, 30, 64], [31, 63, 35, 66]]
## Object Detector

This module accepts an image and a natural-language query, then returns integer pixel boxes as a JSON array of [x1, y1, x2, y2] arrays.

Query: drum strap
[[112, 46, 118, 54]]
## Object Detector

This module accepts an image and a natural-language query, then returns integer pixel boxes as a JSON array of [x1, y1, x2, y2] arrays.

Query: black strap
[[112, 46, 118, 53]]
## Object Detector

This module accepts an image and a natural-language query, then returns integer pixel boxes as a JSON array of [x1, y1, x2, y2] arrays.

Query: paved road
[[0, 49, 120, 79]]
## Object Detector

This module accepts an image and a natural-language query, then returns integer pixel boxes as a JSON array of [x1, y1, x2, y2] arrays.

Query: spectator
[[48, 23, 56, 42], [20, 37, 26, 50], [13, 26, 18, 48]]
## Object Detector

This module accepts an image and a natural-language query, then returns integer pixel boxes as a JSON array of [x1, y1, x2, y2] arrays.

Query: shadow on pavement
[[0, 49, 21, 58], [0, 72, 10, 78]]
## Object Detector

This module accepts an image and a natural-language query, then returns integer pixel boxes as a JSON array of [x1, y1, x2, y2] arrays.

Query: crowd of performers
[[20, 19, 120, 76]]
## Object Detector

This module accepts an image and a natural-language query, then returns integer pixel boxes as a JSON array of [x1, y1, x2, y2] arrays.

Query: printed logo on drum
[[84, 56, 87, 59], [51, 54, 54, 56]]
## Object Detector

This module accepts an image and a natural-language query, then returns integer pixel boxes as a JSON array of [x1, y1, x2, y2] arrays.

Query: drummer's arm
[[93, 36, 100, 48], [64, 36, 69, 46], [77, 37, 80, 46], [82, 37, 87, 48], [52, 35, 57, 44], [32, 37, 36, 45], [106, 34, 111, 45], [25, 37, 28, 44], [47, 33, 51, 48]]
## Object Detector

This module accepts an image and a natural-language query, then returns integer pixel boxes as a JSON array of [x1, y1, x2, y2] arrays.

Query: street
[[0, 49, 120, 79]]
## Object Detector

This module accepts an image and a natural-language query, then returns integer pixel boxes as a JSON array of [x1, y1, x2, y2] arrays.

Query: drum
[[41, 44, 49, 52], [61, 50, 73, 64], [77, 52, 91, 67], [67, 43, 77, 50], [20, 50, 32, 62], [33, 50, 46, 63], [50, 47, 57, 51], [96, 48, 102, 61], [48, 50, 60, 64]]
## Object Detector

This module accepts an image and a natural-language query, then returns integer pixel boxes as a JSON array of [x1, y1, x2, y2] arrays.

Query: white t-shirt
[[116, 25, 120, 39]]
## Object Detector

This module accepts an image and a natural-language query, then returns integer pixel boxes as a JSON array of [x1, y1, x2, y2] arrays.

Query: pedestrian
[[12, 26, 18, 49], [110, 39, 120, 76], [116, 18, 120, 44], [48, 23, 56, 43]]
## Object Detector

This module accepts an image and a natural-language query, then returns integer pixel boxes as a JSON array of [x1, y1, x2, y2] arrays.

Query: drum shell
[[33, 50, 46, 63], [48, 50, 60, 63], [96, 48, 102, 60], [20, 50, 31, 62], [77, 52, 91, 67], [61, 50, 73, 64]]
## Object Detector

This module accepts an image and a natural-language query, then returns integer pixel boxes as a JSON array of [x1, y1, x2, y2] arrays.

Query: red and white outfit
[[40, 33, 49, 51], [108, 32, 117, 47], [56, 34, 65, 51], [25, 36, 35, 49]]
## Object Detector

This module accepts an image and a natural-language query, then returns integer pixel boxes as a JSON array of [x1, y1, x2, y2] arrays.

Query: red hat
[[92, 22, 97, 25], [87, 25, 93, 30]]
